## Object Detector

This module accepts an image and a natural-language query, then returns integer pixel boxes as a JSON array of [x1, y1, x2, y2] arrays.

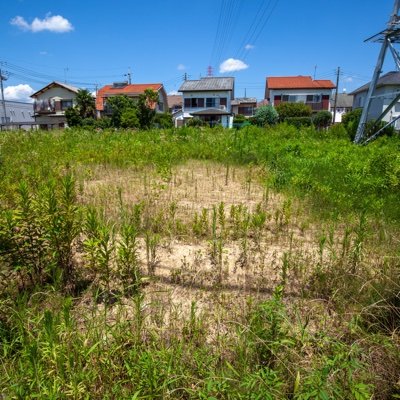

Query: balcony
[[34, 99, 56, 114], [305, 102, 324, 111]]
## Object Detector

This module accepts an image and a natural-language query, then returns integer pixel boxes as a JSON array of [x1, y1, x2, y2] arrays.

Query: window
[[306, 94, 321, 103], [158, 102, 164, 112], [220, 97, 227, 106], [206, 98, 216, 107], [184, 98, 204, 108], [61, 100, 73, 110]]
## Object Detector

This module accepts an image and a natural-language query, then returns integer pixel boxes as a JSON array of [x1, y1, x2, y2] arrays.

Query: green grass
[[0, 125, 399, 399]]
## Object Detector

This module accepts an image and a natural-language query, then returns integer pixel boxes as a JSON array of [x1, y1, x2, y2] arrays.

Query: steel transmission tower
[[354, 0, 400, 144]]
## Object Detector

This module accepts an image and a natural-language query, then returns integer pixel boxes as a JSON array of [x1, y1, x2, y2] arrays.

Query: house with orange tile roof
[[96, 82, 168, 118], [265, 76, 336, 112]]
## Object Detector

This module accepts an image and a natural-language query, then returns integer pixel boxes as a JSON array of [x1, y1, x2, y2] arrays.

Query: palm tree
[[75, 89, 96, 119]]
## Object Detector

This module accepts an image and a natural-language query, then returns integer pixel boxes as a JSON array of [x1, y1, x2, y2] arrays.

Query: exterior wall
[[182, 90, 232, 119], [331, 107, 352, 123], [232, 103, 256, 117], [269, 88, 333, 111]]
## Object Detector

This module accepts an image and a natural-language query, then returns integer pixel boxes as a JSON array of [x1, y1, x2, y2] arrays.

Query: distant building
[[167, 95, 182, 113], [96, 82, 168, 118], [349, 71, 400, 128], [0, 100, 35, 130], [330, 93, 353, 123], [31, 81, 79, 130], [178, 77, 235, 128], [231, 97, 257, 117], [265, 75, 335, 112]]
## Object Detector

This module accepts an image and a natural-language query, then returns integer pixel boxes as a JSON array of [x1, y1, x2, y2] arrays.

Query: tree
[[75, 89, 96, 119], [136, 89, 159, 129], [252, 105, 279, 126], [65, 107, 82, 127], [121, 108, 139, 129], [312, 110, 332, 129], [106, 95, 136, 128], [154, 112, 173, 129], [275, 102, 312, 121]]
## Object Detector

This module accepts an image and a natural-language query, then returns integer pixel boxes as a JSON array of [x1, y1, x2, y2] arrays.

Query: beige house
[[31, 81, 79, 129]]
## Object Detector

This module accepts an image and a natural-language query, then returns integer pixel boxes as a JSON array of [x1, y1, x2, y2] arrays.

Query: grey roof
[[330, 93, 353, 108], [31, 81, 79, 98], [190, 108, 231, 116], [349, 71, 400, 95], [231, 97, 257, 105], [179, 77, 234, 92]]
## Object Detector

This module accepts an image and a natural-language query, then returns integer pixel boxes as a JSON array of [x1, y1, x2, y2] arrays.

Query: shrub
[[186, 117, 205, 127], [154, 112, 173, 129], [121, 108, 140, 129], [275, 102, 312, 121], [252, 105, 279, 126], [312, 110, 332, 129], [342, 108, 395, 141], [285, 116, 312, 128]]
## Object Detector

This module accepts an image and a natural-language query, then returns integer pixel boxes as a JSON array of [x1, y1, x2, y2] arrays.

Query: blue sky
[[0, 0, 397, 102]]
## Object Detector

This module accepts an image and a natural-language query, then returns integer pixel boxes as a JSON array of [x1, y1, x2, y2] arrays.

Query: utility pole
[[354, 0, 400, 143], [0, 69, 8, 130], [332, 67, 340, 124]]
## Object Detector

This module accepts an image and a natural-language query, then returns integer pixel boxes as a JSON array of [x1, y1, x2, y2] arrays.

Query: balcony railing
[[305, 102, 324, 111]]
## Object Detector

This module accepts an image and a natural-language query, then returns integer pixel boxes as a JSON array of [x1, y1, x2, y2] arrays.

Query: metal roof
[[349, 71, 400, 95], [190, 108, 231, 115], [179, 77, 234, 92], [330, 93, 353, 108], [231, 97, 257, 105], [30, 81, 79, 98]]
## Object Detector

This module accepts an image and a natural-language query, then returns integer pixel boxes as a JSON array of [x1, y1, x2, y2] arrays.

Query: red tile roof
[[96, 83, 163, 111], [266, 76, 335, 89]]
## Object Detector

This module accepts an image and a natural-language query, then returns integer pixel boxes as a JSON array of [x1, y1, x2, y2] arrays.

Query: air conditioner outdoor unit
[[220, 105, 226, 110]]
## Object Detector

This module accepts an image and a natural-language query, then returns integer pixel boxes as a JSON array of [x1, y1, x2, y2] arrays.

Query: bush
[[285, 117, 312, 128], [154, 112, 173, 129], [186, 117, 205, 127], [121, 109, 140, 129], [276, 102, 312, 121], [342, 108, 395, 141], [312, 111, 332, 129], [252, 105, 279, 126]]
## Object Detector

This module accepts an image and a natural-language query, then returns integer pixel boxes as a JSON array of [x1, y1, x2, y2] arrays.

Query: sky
[[0, 0, 398, 103]]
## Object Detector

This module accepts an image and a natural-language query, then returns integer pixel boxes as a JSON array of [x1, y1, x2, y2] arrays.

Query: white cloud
[[344, 77, 353, 83], [177, 64, 186, 71], [245, 44, 255, 50], [219, 58, 249, 73], [4, 84, 35, 102], [10, 14, 73, 33], [168, 90, 179, 95]]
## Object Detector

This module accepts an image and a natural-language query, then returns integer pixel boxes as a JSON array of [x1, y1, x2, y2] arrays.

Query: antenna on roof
[[207, 66, 213, 77], [313, 65, 317, 80], [124, 67, 132, 84]]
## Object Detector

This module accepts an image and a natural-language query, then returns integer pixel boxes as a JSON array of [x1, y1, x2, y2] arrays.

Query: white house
[[31, 81, 79, 129], [265, 76, 335, 112], [178, 77, 234, 128], [330, 93, 353, 123], [349, 71, 400, 128]]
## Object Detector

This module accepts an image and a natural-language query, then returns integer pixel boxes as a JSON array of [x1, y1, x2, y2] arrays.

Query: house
[[178, 77, 235, 128], [96, 82, 168, 118], [265, 76, 335, 112], [31, 81, 79, 129], [0, 100, 35, 130], [231, 97, 257, 117], [330, 93, 353, 123], [349, 71, 400, 128]]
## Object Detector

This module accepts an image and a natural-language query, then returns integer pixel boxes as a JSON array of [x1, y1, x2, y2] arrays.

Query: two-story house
[[349, 71, 400, 128], [96, 82, 168, 118], [31, 81, 79, 129], [231, 97, 257, 117], [265, 76, 335, 112], [178, 77, 234, 128]]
